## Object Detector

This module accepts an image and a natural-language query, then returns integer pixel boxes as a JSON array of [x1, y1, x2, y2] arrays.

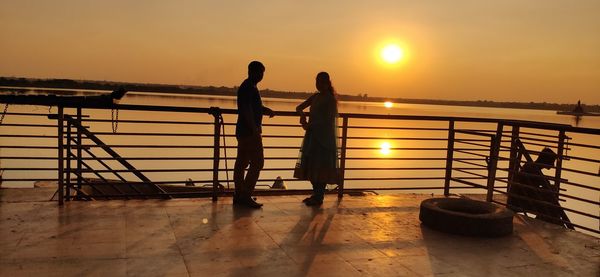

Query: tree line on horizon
[[0, 76, 598, 112]]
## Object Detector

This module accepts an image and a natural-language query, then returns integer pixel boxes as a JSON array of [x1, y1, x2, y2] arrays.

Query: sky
[[1, 0, 599, 104]]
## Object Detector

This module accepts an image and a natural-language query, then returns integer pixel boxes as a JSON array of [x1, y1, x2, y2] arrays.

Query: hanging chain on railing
[[0, 103, 8, 125], [111, 107, 119, 133]]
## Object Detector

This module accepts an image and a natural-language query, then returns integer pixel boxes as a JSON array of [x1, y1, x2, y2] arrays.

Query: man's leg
[[233, 137, 250, 201], [244, 135, 264, 196]]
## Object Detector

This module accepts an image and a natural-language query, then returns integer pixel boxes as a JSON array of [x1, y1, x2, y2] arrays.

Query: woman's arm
[[296, 94, 315, 113], [296, 94, 316, 130]]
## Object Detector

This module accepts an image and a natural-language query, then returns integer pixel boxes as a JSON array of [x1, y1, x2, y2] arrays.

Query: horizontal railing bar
[[0, 156, 487, 162], [79, 132, 215, 137], [502, 121, 599, 135], [0, 145, 57, 149], [517, 135, 562, 145], [343, 177, 445, 181], [1, 178, 58, 182], [81, 118, 214, 125], [491, 199, 600, 235], [68, 145, 460, 151], [0, 123, 56, 128], [450, 177, 487, 189], [0, 156, 57, 160], [345, 136, 447, 141], [65, 166, 487, 173], [495, 176, 567, 195], [560, 180, 600, 191], [349, 147, 475, 151], [342, 157, 468, 161], [518, 140, 559, 149], [516, 130, 561, 139], [565, 155, 600, 163], [0, 112, 70, 117], [454, 140, 490, 148], [345, 167, 483, 171], [454, 129, 494, 137], [1, 167, 57, 171], [38, 104, 600, 135], [338, 186, 475, 190], [345, 126, 448, 131], [455, 138, 502, 142], [68, 176, 491, 186], [454, 168, 488, 179], [453, 159, 488, 168], [500, 168, 568, 183], [0, 134, 57, 138], [492, 189, 600, 220], [63, 156, 462, 161], [454, 149, 491, 159], [554, 192, 599, 206], [566, 141, 600, 150], [561, 167, 600, 178]]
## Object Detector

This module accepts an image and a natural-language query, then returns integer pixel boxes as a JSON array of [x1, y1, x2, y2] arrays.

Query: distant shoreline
[[1, 76, 598, 113]]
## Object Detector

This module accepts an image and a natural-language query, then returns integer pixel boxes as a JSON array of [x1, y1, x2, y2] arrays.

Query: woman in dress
[[294, 72, 339, 206]]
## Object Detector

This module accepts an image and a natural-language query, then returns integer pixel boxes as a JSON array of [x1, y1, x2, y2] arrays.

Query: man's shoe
[[302, 196, 314, 203], [243, 197, 263, 209], [304, 197, 323, 207]]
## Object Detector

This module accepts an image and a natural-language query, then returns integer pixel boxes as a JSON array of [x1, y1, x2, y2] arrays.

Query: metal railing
[[0, 101, 598, 235]]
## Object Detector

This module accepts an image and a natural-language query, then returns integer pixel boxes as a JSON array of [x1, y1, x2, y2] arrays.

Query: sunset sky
[[1, 1, 599, 104]]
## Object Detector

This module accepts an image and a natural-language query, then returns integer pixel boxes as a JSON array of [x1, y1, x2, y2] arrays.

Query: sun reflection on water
[[380, 142, 391, 155]]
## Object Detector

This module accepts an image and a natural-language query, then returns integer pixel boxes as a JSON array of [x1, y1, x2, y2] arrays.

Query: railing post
[[554, 130, 566, 191], [65, 119, 72, 201], [486, 123, 503, 202], [57, 106, 64, 205], [507, 125, 520, 192], [444, 120, 455, 196], [210, 108, 221, 202], [76, 107, 82, 200], [554, 129, 575, 229], [338, 116, 348, 198]]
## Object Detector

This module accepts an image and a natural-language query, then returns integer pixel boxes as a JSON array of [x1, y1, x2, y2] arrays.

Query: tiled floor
[[1, 189, 598, 276]]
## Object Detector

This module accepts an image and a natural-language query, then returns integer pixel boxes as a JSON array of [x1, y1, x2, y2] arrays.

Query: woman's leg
[[311, 181, 326, 201], [303, 181, 325, 205]]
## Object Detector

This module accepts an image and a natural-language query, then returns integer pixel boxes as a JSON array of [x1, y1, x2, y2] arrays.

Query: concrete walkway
[[0, 189, 598, 276]]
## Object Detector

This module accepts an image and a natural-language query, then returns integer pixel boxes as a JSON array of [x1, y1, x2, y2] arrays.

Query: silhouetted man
[[233, 61, 274, 208], [507, 147, 572, 228]]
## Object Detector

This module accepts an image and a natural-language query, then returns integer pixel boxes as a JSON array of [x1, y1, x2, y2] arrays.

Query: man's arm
[[263, 106, 275, 118]]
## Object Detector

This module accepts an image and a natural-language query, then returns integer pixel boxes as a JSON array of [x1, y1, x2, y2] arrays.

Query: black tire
[[419, 197, 514, 237]]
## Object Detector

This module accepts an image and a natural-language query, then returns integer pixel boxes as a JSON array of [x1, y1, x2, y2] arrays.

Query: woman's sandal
[[302, 196, 314, 203]]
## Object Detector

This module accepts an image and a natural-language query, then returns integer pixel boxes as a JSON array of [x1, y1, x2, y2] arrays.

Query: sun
[[384, 101, 393, 108], [381, 44, 403, 64]]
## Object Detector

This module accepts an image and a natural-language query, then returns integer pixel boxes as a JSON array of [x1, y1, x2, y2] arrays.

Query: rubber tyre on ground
[[419, 197, 514, 237]]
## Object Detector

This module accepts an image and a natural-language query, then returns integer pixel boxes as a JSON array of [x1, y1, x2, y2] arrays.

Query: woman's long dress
[[293, 92, 339, 184]]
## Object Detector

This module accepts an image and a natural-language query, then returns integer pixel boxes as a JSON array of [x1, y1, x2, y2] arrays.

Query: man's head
[[535, 147, 557, 169], [248, 61, 265, 84]]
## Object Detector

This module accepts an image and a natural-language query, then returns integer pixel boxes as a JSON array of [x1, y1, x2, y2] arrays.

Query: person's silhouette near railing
[[507, 145, 574, 229]]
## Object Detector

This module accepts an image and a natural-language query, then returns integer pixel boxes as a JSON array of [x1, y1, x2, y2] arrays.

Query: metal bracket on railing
[[208, 106, 222, 117]]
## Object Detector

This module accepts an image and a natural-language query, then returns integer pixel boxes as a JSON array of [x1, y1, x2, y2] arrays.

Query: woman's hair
[[317, 72, 336, 98]]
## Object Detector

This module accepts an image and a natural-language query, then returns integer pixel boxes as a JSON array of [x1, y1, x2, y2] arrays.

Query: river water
[[0, 91, 598, 233]]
